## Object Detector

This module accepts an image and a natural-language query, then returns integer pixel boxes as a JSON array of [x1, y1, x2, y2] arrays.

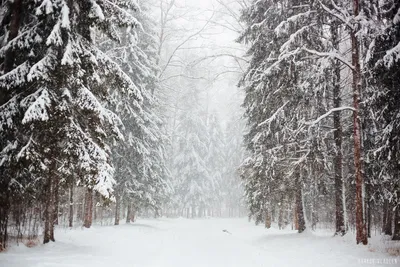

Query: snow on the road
[[0, 218, 398, 267]]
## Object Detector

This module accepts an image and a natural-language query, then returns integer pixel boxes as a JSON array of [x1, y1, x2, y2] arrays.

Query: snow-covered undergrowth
[[0, 218, 398, 267]]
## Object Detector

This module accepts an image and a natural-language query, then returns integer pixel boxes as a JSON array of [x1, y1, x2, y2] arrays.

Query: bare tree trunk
[[53, 179, 59, 226], [366, 193, 372, 238], [296, 186, 306, 233], [83, 188, 93, 228], [331, 21, 345, 236], [0, 192, 9, 250], [265, 209, 271, 229], [352, 0, 368, 245], [126, 202, 132, 223], [294, 204, 299, 230], [384, 200, 393, 235], [43, 175, 55, 243], [69, 181, 74, 228]]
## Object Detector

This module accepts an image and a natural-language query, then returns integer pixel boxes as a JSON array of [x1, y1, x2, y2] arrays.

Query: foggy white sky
[[160, 0, 245, 125]]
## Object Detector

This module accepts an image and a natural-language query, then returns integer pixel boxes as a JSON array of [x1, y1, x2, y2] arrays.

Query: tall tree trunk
[[114, 194, 120, 225], [331, 21, 345, 236], [69, 180, 74, 228], [352, 0, 368, 245], [0, 0, 23, 248], [83, 188, 93, 228]]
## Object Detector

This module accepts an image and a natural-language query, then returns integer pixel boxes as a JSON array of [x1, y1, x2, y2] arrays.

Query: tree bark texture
[[83, 188, 93, 228], [331, 20, 345, 236], [352, 0, 368, 245]]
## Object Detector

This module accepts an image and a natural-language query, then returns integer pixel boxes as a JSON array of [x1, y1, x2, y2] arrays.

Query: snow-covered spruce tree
[[173, 86, 212, 217], [0, 0, 142, 244], [238, 0, 329, 232], [366, 0, 400, 240], [98, 1, 171, 224], [298, 1, 352, 236], [222, 114, 245, 218], [205, 112, 225, 216]]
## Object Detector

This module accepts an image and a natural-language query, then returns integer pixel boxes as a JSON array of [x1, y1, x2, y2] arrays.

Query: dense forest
[[239, 0, 400, 245], [0, 0, 399, 253], [0, 0, 245, 249]]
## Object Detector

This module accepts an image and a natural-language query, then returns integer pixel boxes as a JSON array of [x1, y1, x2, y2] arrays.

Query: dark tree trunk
[[0, 193, 9, 250], [384, 201, 393, 235], [296, 185, 306, 233], [0, 0, 23, 248], [382, 199, 388, 233], [393, 206, 400, 240], [69, 181, 74, 228], [366, 197, 372, 238], [83, 188, 93, 228], [43, 175, 56, 244], [352, 0, 368, 245], [53, 179, 59, 226], [3, 0, 22, 73], [331, 20, 345, 236], [126, 202, 132, 223]]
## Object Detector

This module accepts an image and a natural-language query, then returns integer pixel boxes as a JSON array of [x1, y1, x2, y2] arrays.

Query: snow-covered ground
[[0, 218, 398, 267]]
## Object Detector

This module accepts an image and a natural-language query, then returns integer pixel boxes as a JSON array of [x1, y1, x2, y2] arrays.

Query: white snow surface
[[0, 218, 398, 267]]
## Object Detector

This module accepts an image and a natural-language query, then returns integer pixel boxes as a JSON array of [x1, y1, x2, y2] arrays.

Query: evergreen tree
[[0, 0, 142, 244], [98, 2, 171, 223], [367, 0, 400, 240], [173, 86, 212, 217], [205, 112, 225, 216], [238, 0, 324, 232]]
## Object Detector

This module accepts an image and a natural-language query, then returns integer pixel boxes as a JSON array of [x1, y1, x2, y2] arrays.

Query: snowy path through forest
[[0, 218, 397, 267]]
